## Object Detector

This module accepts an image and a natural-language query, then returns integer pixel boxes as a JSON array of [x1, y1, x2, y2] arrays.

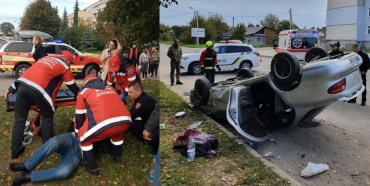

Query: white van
[[275, 30, 320, 61]]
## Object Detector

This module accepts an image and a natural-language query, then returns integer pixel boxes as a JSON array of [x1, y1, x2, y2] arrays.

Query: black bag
[[181, 134, 218, 157]]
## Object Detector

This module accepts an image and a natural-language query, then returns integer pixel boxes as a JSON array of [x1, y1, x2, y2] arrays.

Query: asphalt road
[[160, 44, 370, 186]]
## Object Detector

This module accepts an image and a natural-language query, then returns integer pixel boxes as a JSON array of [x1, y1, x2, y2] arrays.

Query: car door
[[226, 86, 271, 142], [42, 44, 56, 56], [57, 44, 82, 64], [213, 45, 227, 67], [226, 46, 245, 69]]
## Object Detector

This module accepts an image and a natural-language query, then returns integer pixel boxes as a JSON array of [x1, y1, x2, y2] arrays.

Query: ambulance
[[275, 30, 320, 62]]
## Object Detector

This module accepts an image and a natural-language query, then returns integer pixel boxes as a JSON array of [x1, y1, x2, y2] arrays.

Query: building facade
[[67, 0, 109, 27], [326, 0, 370, 48], [224, 26, 277, 45]]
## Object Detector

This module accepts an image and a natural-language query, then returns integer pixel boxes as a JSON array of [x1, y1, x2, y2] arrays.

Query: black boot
[[9, 163, 29, 172], [113, 156, 121, 163], [10, 172, 31, 186], [11, 146, 25, 160], [171, 82, 174, 86], [176, 80, 183, 85], [84, 164, 99, 176]]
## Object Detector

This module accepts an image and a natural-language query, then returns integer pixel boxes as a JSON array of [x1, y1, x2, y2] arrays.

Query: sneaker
[[171, 82, 174, 86], [361, 102, 366, 106], [176, 81, 183, 85]]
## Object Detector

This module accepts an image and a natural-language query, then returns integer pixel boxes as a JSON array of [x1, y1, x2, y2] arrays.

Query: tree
[[310, 26, 315, 30], [61, 7, 68, 30], [247, 23, 255, 27], [160, 24, 171, 41], [81, 28, 96, 51], [231, 23, 246, 42], [73, 0, 79, 27], [171, 25, 186, 40], [0, 22, 15, 35], [59, 26, 85, 50], [260, 13, 279, 29], [160, 0, 178, 8], [95, 0, 159, 47], [276, 20, 299, 33], [20, 0, 61, 37]]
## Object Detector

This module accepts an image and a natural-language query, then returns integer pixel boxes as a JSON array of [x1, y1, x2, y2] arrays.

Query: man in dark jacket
[[143, 96, 159, 151], [167, 39, 183, 86], [348, 43, 370, 106], [329, 42, 344, 56], [127, 81, 158, 153]]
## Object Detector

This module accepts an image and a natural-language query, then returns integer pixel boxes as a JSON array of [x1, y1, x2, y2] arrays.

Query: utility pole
[[196, 11, 199, 44], [289, 8, 293, 30], [233, 17, 234, 28]]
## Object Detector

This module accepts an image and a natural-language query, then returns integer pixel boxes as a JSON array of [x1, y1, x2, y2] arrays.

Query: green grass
[[159, 82, 290, 186], [0, 79, 159, 185], [160, 41, 205, 48], [253, 44, 273, 48]]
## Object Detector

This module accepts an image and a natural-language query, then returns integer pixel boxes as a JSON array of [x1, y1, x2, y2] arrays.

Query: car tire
[[15, 64, 31, 79], [239, 61, 252, 70], [194, 77, 212, 106], [189, 62, 201, 75], [236, 69, 255, 78], [84, 65, 99, 78], [304, 47, 329, 62], [270, 52, 300, 90]]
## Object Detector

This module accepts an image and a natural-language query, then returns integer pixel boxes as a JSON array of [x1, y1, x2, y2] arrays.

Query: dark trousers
[[128, 120, 159, 154], [204, 69, 216, 84], [149, 63, 154, 76], [170, 62, 180, 83], [152, 64, 159, 77], [351, 73, 367, 102], [11, 84, 54, 156]]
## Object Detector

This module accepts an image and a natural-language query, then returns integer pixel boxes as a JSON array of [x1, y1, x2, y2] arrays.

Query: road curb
[[260, 55, 273, 58], [162, 83, 302, 186], [205, 117, 302, 186]]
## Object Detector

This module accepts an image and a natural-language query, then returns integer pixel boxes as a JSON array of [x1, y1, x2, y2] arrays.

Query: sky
[[0, 0, 94, 30], [160, 0, 328, 29]]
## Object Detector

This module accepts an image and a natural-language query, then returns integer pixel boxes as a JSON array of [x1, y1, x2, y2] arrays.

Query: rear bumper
[[337, 85, 365, 101]]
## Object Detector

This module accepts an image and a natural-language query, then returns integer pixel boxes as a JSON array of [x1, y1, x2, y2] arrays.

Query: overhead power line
[[291, 10, 325, 23]]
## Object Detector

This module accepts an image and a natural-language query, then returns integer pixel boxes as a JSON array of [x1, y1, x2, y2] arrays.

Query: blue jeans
[[24, 133, 81, 183]]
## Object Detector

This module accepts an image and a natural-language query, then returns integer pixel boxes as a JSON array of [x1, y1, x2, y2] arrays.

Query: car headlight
[[182, 57, 188, 60]]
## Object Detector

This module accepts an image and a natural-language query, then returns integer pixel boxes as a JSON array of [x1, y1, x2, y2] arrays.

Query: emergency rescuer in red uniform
[[74, 74, 131, 175], [4, 51, 80, 159], [199, 41, 221, 84], [107, 55, 141, 104]]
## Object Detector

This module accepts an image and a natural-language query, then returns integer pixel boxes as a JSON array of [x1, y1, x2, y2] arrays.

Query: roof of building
[[224, 26, 276, 37]]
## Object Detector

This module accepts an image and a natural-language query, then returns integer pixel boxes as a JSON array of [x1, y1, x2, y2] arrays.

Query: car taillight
[[254, 53, 260, 56], [328, 78, 346, 94]]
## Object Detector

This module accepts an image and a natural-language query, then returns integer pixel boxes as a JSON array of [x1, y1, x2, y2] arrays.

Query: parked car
[[0, 38, 9, 50], [0, 41, 103, 78], [189, 47, 364, 142], [181, 43, 261, 75]]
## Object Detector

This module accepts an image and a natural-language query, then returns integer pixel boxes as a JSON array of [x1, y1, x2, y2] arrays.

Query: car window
[[59, 45, 76, 55], [214, 46, 226, 54], [43, 44, 56, 54], [4, 42, 33, 52], [226, 46, 252, 53], [0, 39, 8, 50], [291, 37, 317, 49]]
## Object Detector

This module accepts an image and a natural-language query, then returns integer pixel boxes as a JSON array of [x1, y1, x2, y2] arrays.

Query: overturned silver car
[[190, 47, 365, 142]]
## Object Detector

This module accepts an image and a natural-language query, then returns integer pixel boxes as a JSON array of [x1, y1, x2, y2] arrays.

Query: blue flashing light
[[56, 39, 62, 43]]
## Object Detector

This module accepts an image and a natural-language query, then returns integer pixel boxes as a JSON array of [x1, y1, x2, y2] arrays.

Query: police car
[[275, 30, 320, 62], [180, 43, 261, 75], [0, 41, 103, 78]]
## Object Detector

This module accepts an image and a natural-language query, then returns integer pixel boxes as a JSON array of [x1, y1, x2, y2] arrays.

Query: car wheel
[[304, 47, 329, 62], [189, 62, 201, 75], [15, 64, 31, 78], [239, 61, 252, 70], [194, 77, 212, 106], [84, 65, 99, 78], [270, 52, 300, 90], [236, 69, 255, 78]]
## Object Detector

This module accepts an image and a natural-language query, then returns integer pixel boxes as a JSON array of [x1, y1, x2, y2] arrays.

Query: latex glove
[[119, 93, 126, 100], [217, 65, 221, 71]]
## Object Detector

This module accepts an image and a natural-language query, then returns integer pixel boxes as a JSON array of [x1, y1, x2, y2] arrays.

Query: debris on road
[[301, 153, 305, 158], [186, 121, 202, 130], [301, 162, 329, 177], [175, 111, 186, 117], [160, 123, 165, 130], [268, 138, 279, 145], [244, 141, 260, 151], [264, 152, 281, 160], [351, 172, 360, 177]]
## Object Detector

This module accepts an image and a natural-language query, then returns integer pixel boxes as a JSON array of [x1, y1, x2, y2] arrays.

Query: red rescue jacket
[[107, 61, 141, 95]]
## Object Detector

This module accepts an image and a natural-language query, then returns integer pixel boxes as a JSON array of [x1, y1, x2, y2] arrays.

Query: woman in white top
[[139, 48, 151, 78]]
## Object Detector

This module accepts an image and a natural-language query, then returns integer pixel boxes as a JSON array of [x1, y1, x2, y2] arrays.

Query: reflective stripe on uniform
[[75, 128, 79, 133], [75, 109, 87, 114], [17, 78, 55, 112], [200, 65, 204, 67], [205, 58, 213, 60], [125, 88, 128, 92], [204, 66, 215, 70], [80, 88, 88, 95], [107, 82, 113, 85], [127, 76, 136, 81], [11, 83, 16, 90], [65, 79, 75, 85], [111, 139, 124, 146], [80, 144, 93, 151], [135, 117, 142, 120]]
